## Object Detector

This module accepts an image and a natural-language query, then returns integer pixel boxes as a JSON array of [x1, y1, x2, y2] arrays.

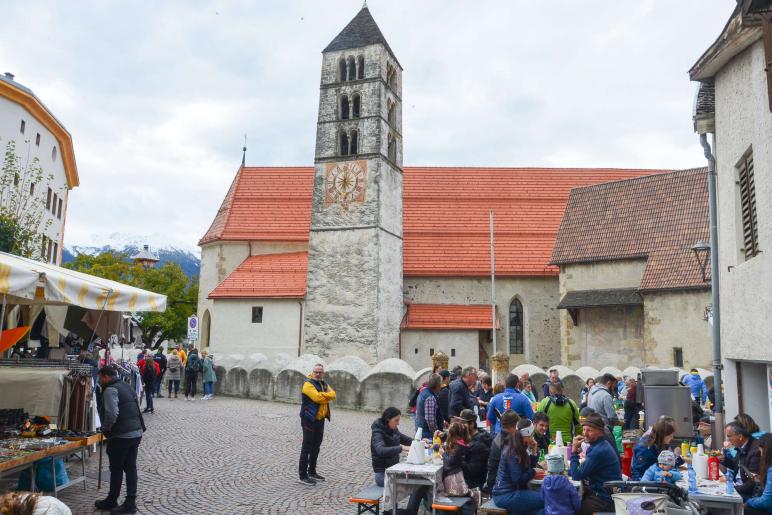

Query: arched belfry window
[[340, 95, 350, 120], [387, 133, 397, 162], [387, 99, 396, 125], [509, 299, 524, 355], [350, 130, 358, 155], [347, 56, 356, 81], [339, 59, 347, 82], [339, 131, 349, 156], [352, 94, 361, 118], [357, 56, 365, 79]]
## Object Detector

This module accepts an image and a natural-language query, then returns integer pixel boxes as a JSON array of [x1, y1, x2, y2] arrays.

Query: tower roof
[[323, 6, 400, 67]]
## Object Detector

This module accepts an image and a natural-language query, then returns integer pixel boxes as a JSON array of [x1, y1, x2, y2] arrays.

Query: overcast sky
[[0, 1, 731, 253]]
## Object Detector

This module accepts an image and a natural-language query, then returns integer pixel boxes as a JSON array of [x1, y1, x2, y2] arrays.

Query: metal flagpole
[[490, 210, 496, 354]]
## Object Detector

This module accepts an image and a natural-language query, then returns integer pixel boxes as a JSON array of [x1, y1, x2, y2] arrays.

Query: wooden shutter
[[738, 153, 758, 259]]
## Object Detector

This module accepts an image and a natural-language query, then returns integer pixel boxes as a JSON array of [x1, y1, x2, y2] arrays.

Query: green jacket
[[202, 356, 217, 383], [537, 395, 580, 442]]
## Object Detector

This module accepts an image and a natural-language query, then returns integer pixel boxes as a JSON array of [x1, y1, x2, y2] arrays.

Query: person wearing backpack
[[536, 383, 580, 443], [184, 348, 202, 401], [166, 349, 183, 398], [138, 355, 159, 414]]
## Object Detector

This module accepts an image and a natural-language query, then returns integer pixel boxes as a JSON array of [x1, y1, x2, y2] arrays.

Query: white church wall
[[403, 276, 560, 367], [401, 330, 479, 371], [209, 299, 302, 359]]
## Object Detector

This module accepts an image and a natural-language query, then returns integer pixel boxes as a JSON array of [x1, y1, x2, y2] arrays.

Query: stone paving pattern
[[57, 396, 378, 514]]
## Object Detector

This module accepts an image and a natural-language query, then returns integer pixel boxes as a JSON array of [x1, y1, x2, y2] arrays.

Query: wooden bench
[[348, 485, 383, 514], [431, 496, 473, 512], [479, 498, 507, 514]]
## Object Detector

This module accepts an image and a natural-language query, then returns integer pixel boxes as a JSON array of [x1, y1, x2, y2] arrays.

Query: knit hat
[[658, 450, 676, 467], [546, 453, 565, 474], [580, 413, 605, 431], [500, 410, 520, 429]]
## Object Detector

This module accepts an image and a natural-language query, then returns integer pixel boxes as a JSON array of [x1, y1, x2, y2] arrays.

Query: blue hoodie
[[641, 463, 682, 484], [487, 387, 534, 434], [542, 474, 581, 515], [682, 373, 707, 403]]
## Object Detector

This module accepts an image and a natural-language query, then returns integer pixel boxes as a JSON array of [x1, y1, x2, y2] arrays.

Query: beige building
[[551, 169, 712, 370], [690, 0, 772, 430]]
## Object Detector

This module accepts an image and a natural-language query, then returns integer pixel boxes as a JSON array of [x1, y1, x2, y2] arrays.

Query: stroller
[[603, 481, 703, 515]]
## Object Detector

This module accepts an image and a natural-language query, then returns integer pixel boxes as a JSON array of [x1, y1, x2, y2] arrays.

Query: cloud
[[0, 0, 731, 248]]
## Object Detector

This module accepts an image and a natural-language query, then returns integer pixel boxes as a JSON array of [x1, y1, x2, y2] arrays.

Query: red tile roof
[[200, 166, 673, 277], [550, 168, 710, 291], [402, 304, 500, 330], [208, 252, 308, 299]]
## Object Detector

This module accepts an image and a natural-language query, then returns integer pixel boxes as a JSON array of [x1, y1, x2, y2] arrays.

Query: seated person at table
[[542, 453, 581, 515], [370, 407, 413, 487], [570, 413, 622, 515], [455, 409, 492, 490], [724, 420, 762, 501], [631, 419, 675, 480], [443, 421, 480, 511], [746, 434, 772, 515], [533, 412, 551, 454], [642, 450, 682, 484], [694, 415, 713, 448], [484, 410, 520, 494], [492, 419, 545, 515]]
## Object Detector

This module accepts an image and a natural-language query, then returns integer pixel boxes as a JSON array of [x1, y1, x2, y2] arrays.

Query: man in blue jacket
[[570, 413, 622, 515], [682, 369, 707, 405], [448, 366, 479, 418], [487, 373, 534, 434]]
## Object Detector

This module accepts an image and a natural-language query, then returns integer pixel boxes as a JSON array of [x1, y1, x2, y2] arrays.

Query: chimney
[[143, 245, 150, 251], [4, 73, 14, 81]]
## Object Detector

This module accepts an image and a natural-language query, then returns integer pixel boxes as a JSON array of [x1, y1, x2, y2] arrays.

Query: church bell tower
[[303, 5, 403, 364]]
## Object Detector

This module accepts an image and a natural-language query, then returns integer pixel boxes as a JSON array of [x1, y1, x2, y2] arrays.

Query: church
[[196, 5, 698, 371]]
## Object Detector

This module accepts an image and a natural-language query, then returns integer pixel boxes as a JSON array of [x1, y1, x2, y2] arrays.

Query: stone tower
[[303, 5, 403, 364]]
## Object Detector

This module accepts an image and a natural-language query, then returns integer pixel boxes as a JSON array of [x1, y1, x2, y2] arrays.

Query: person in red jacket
[[138, 355, 160, 414]]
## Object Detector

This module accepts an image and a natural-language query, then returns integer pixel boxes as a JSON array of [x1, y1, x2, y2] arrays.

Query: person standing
[[542, 369, 564, 399], [537, 383, 580, 442], [166, 350, 183, 399], [153, 349, 167, 398], [138, 355, 159, 414], [587, 373, 622, 428], [184, 348, 202, 401], [487, 374, 534, 435], [176, 344, 187, 367], [415, 374, 442, 437], [623, 378, 640, 429], [448, 367, 479, 418], [95, 366, 145, 514], [682, 369, 708, 405], [298, 363, 336, 486], [437, 370, 452, 426], [201, 350, 217, 400]]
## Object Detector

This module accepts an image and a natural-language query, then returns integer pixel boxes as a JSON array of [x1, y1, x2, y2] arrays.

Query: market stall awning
[[0, 251, 166, 312], [557, 288, 643, 309]]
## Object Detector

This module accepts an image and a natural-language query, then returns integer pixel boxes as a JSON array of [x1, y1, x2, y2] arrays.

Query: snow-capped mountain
[[63, 233, 200, 278]]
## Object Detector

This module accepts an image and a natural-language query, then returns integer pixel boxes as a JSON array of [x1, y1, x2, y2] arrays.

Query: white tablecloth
[[383, 461, 442, 511]]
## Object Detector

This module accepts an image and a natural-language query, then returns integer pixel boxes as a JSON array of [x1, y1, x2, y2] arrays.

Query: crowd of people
[[297, 363, 772, 515]]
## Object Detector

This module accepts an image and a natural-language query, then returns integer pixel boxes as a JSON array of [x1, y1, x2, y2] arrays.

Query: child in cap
[[641, 450, 682, 484], [541, 453, 581, 515]]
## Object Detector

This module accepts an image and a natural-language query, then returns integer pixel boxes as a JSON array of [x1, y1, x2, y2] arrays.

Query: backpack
[[544, 396, 580, 432], [408, 388, 420, 409], [143, 361, 157, 381], [187, 357, 202, 373]]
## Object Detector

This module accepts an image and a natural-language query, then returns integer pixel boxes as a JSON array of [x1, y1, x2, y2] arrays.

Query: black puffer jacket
[[463, 429, 493, 489], [370, 418, 413, 473]]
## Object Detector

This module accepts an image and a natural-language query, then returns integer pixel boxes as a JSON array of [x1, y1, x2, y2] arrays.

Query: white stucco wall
[[0, 95, 70, 264], [560, 260, 647, 292], [714, 38, 772, 363], [643, 290, 712, 369], [403, 276, 560, 367], [209, 298, 302, 359], [401, 330, 479, 371]]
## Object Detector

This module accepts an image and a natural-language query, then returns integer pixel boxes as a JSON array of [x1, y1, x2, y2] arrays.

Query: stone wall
[[401, 330, 479, 371]]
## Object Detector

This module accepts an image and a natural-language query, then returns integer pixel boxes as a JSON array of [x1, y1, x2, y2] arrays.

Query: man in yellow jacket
[[298, 363, 336, 485]]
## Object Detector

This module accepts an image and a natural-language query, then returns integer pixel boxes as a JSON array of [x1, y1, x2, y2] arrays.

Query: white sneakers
[[200, 394, 214, 400]]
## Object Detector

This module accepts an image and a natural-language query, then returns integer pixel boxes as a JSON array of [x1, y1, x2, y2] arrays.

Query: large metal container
[[642, 385, 693, 438], [641, 368, 679, 386]]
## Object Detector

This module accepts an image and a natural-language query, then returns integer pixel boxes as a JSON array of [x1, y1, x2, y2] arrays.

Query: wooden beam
[[568, 308, 579, 326]]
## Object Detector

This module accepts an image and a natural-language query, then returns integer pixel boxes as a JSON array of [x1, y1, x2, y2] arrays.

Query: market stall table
[[383, 461, 443, 515], [0, 438, 87, 497], [677, 478, 744, 515]]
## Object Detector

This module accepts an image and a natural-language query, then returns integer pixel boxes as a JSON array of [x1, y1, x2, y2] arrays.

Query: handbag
[[443, 470, 470, 497]]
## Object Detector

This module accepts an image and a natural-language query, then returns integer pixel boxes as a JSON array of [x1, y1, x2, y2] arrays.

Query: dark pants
[[578, 495, 615, 515], [624, 401, 640, 429], [185, 372, 198, 397], [144, 385, 154, 411], [746, 507, 769, 515], [168, 379, 180, 395], [106, 437, 141, 501], [155, 372, 165, 395], [298, 419, 325, 479]]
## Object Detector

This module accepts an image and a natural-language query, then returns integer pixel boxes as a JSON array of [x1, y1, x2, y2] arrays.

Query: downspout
[[297, 300, 304, 357], [699, 133, 724, 447]]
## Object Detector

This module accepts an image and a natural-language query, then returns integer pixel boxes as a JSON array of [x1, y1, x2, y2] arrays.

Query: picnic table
[[0, 438, 88, 497], [383, 461, 443, 514], [676, 477, 744, 515]]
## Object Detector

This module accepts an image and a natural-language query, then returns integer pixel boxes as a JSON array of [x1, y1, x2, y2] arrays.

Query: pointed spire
[[241, 134, 247, 167], [323, 4, 399, 67]]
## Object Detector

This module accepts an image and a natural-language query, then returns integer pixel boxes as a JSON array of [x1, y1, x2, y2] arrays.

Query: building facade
[[690, 0, 772, 431], [0, 73, 79, 265]]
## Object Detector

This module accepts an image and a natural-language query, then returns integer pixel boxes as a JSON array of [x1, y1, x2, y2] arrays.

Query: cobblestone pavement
[[57, 395, 379, 514]]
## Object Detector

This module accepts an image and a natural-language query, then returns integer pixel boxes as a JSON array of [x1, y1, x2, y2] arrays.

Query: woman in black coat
[[370, 407, 413, 487]]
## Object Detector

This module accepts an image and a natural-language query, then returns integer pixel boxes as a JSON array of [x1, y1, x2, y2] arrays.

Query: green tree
[[64, 251, 198, 348], [0, 140, 60, 258]]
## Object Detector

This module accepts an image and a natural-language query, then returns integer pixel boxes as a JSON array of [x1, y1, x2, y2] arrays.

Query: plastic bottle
[[726, 469, 735, 494], [688, 464, 697, 493]]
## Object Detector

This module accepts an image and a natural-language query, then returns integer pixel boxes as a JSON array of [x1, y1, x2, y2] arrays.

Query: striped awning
[[0, 251, 166, 312]]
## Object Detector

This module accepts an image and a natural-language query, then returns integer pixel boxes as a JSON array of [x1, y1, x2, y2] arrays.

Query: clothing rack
[[0, 358, 93, 373]]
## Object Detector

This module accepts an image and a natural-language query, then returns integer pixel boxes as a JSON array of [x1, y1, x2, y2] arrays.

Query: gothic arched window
[[357, 56, 365, 79], [352, 94, 361, 118], [339, 131, 349, 156], [340, 95, 350, 120], [339, 59, 347, 82], [350, 130, 358, 155], [387, 133, 397, 162], [347, 56, 356, 81], [509, 298, 524, 355], [386, 62, 396, 89], [387, 99, 396, 125]]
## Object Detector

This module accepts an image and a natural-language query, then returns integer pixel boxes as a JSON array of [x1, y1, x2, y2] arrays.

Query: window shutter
[[738, 154, 758, 259]]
